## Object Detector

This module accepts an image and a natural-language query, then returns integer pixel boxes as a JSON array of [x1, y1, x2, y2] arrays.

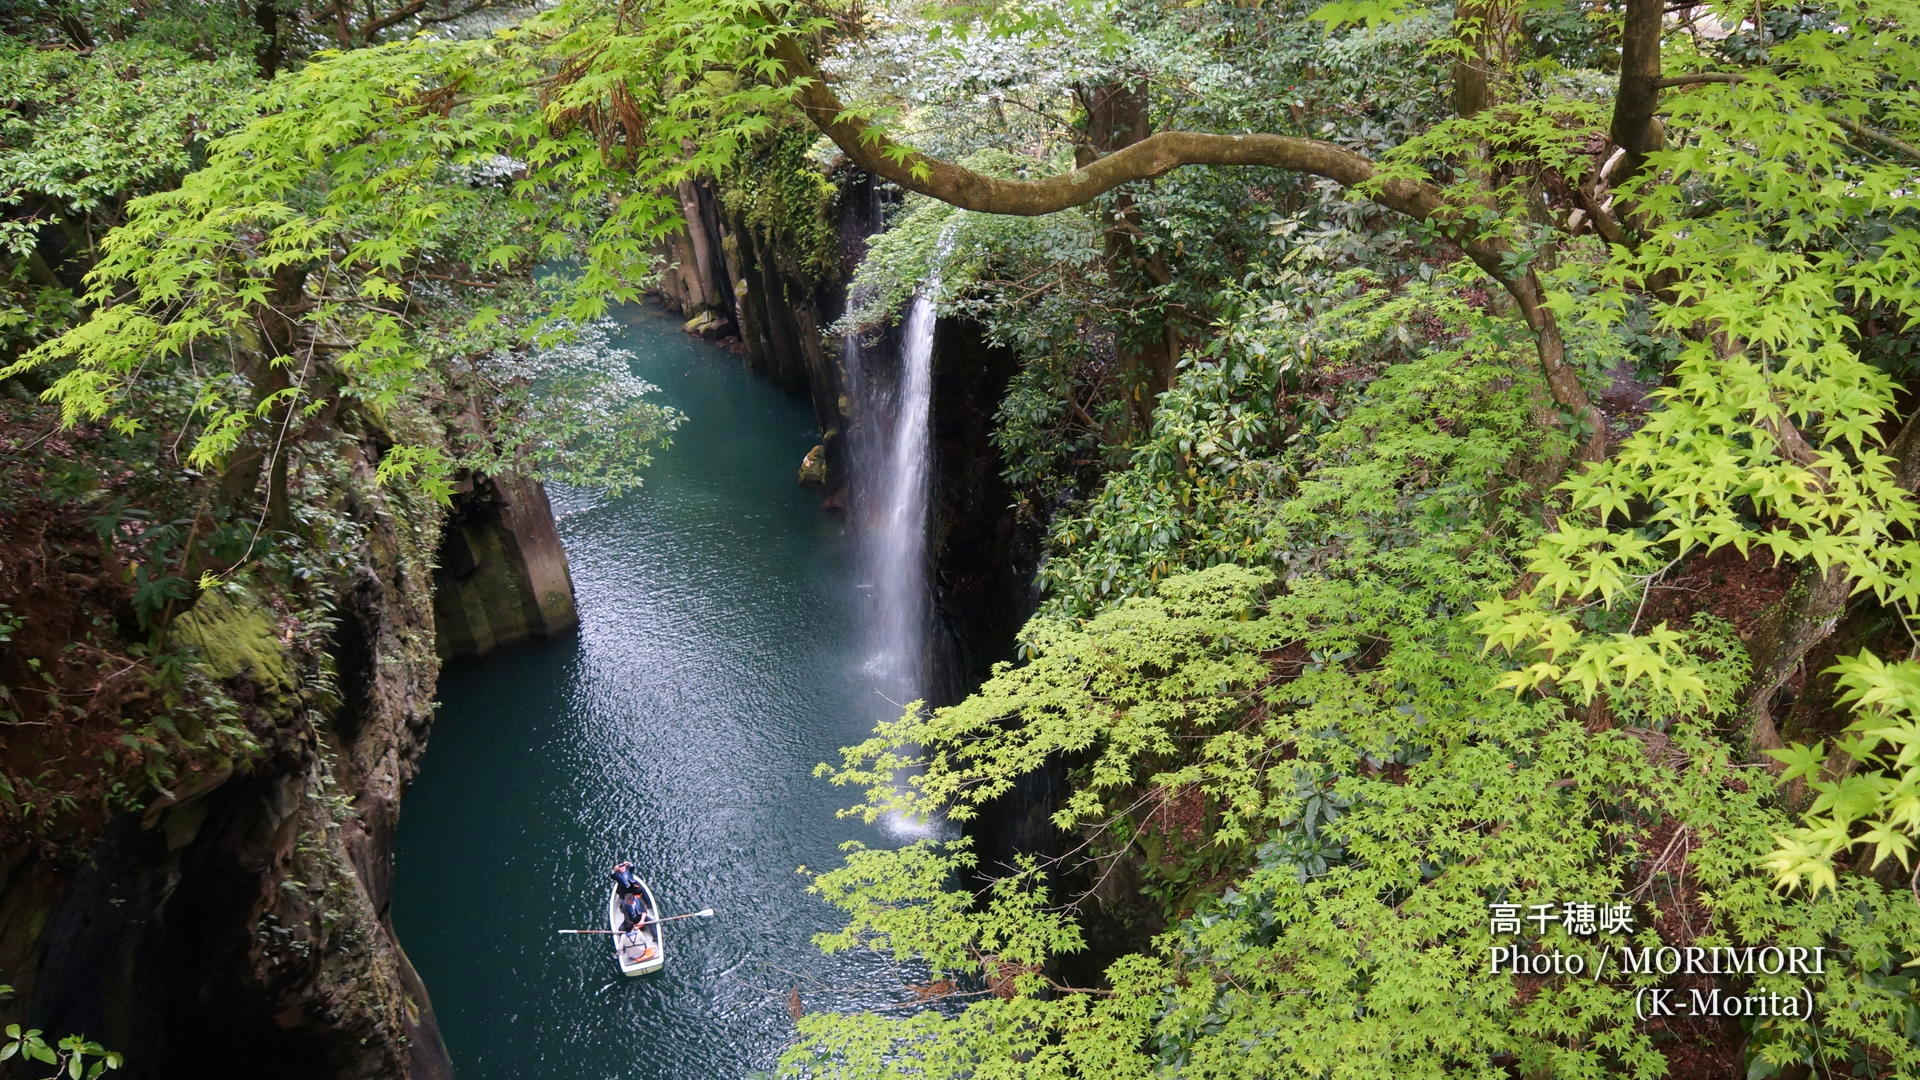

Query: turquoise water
[[393, 305, 925, 1079]]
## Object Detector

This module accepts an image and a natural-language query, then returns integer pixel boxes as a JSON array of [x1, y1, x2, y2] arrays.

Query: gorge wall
[[431, 474, 578, 659], [652, 172, 867, 502], [0, 427, 575, 1077], [2, 151, 1028, 1080], [649, 163, 1062, 973], [650, 168, 1041, 700]]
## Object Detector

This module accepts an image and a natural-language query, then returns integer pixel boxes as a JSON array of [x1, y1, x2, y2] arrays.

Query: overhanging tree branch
[[1653, 71, 1747, 88], [361, 0, 436, 39], [767, 35, 1609, 460], [1829, 115, 1920, 162], [774, 39, 1432, 218]]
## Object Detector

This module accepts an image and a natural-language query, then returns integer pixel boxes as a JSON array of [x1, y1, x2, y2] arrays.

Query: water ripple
[[395, 306, 938, 1080]]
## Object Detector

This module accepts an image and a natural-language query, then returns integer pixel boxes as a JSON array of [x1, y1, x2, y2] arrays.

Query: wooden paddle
[[557, 908, 716, 934]]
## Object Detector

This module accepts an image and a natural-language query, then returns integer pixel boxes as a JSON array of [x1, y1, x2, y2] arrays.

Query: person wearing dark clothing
[[619, 891, 648, 933], [609, 860, 642, 894]]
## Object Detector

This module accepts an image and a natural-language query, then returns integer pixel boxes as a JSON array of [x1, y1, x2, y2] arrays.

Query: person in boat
[[618, 890, 649, 933], [609, 861, 642, 895]]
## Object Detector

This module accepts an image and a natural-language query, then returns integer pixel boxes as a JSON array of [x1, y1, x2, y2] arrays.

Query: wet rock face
[[431, 473, 578, 659], [654, 180, 738, 341], [925, 316, 1042, 699], [26, 771, 449, 1080], [7, 446, 464, 1080], [652, 170, 892, 514]]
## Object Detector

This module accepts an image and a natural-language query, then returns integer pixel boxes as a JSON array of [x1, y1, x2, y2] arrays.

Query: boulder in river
[[682, 309, 728, 339], [797, 444, 828, 487]]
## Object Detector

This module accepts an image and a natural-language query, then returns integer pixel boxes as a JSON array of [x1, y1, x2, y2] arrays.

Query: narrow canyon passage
[[393, 304, 929, 1079]]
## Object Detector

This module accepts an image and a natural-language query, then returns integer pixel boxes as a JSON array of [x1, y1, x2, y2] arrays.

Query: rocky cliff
[[431, 473, 578, 659], [924, 316, 1041, 696], [650, 159, 1040, 703], [652, 166, 890, 507], [0, 404, 572, 1079]]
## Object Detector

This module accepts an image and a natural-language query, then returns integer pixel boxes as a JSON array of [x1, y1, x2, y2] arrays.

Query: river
[[392, 303, 926, 1080]]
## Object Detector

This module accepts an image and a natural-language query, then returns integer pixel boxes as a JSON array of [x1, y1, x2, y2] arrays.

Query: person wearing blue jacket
[[618, 890, 649, 933], [609, 860, 642, 894]]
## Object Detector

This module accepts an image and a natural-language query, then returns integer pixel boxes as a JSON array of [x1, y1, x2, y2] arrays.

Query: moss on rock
[[171, 585, 295, 704]]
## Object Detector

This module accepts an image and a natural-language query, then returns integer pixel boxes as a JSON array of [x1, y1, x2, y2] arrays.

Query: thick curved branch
[[774, 38, 1438, 220], [769, 36, 1608, 459], [361, 0, 434, 39]]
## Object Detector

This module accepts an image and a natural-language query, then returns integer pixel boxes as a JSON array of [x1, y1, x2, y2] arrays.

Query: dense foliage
[[810, 299, 1920, 1077], [797, 0, 1920, 1075], [4, 0, 1919, 1075]]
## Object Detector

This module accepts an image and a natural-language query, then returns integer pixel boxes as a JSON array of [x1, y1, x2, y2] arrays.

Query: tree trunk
[[1740, 404, 1920, 756], [56, 11, 94, 49], [173, 265, 310, 613], [1742, 566, 1853, 754], [254, 0, 289, 78], [1451, 0, 1516, 120], [1074, 79, 1175, 436]]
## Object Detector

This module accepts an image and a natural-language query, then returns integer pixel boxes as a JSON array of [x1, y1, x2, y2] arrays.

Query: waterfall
[[868, 275, 939, 695], [849, 228, 954, 839]]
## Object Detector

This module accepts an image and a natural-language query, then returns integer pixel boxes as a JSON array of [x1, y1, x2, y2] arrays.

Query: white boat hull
[[608, 879, 664, 976]]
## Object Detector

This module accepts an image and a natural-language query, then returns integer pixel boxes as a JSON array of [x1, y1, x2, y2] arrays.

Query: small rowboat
[[608, 878, 664, 976]]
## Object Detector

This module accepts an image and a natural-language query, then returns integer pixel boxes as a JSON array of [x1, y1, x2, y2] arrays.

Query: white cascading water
[[854, 230, 954, 838], [870, 277, 938, 693]]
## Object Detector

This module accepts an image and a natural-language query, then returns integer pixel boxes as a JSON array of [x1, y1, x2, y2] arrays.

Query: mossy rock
[[797, 444, 828, 487], [683, 310, 728, 338], [172, 586, 296, 703]]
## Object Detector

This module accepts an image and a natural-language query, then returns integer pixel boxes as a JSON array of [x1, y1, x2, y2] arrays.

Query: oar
[[557, 908, 716, 934]]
